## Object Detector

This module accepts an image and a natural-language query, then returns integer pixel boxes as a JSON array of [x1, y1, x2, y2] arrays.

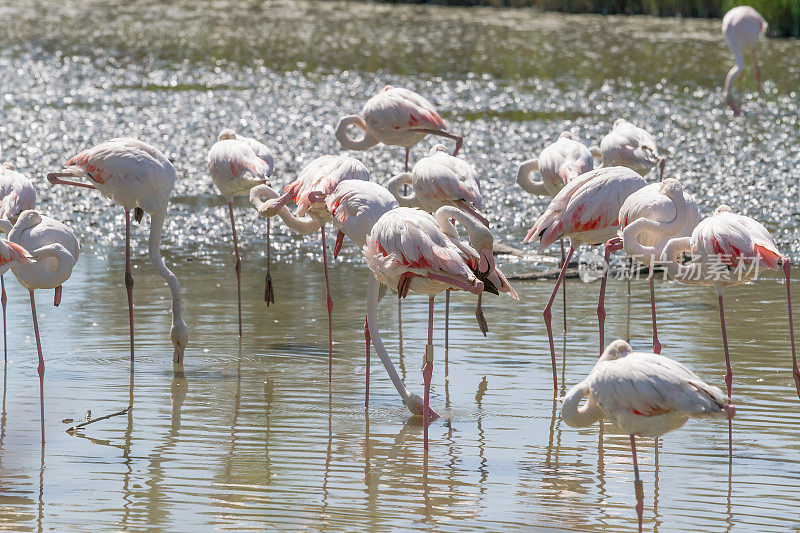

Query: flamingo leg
[[321, 225, 334, 384], [630, 435, 644, 533], [404, 148, 410, 172], [716, 287, 733, 462], [264, 218, 275, 305], [560, 239, 567, 333], [364, 316, 370, 409], [598, 238, 623, 355], [29, 290, 44, 446], [649, 264, 661, 354], [1, 276, 6, 363], [54, 286, 62, 307], [753, 48, 762, 98], [423, 295, 434, 452], [445, 289, 450, 351], [543, 246, 575, 391], [124, 209, 134, 365], [409, 128, 463, 156], [475, 293, 488, 335], [626, 258, 632, 342], [228, 203, 243, 337], [783, 260, 799, 399], [397, 295, 403, 353], [658, 158, 665, 183]]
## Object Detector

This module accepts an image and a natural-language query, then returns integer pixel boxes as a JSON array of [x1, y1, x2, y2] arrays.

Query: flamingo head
[[218, 129, 237, 141], [428, 143, 448, 156], [171, 321, 189, 365], [599, 339, 634, 362], [407, 393, 439, 420]]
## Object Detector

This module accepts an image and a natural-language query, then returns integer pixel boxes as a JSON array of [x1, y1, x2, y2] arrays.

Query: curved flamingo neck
[[335, 115, 380, 151], [28, 243, 75, 289], [561, 378, 603, 428], [660, 236, 702, 284], [517, 160, 549, 196], [385, 172, 417, 208], [250, 185, 322, 234], [622, 186, 689, 264]]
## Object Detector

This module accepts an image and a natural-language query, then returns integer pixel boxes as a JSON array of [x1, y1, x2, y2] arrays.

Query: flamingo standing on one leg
[[249, 154, 369, 383], [207, 129, 275, 336], [47, 138, 188, 372], [5, 211, 78, 445], [661, 205, 798, 460], [335, 85, 463, 170], [591, 119, 665, 181], [525, 166, 646, 389], [611, 179, 699, 354], [516, 131, 594, 334], [364, 206, 516, 451], [722, 6, 767, 115], [0, 163, 36, 362], [563, 339, 734, 532]]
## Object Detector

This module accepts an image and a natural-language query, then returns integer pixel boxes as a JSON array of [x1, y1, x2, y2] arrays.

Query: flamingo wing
[[236, 135, 275, 176], [413, 152, 482, 209], [365, 87, 448, 133], [695, 210, 781, 269], [208, 139, 271, 181]]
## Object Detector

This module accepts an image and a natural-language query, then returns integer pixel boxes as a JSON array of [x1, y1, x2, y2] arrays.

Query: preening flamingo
[[364, 206, 516, 451], [516, 131, 594, 333], [208, 128, 275, 336], [612, 179, 699, 354], [722, 6, 767, 115], [563, 339, 734, 532], [660, 205, 798, 459], [335, 85, 462, 170], [525, 166, 647, 388], [47, 138, 188, 372], [591, 120, 665, 181], [249, 154, 369, 383], [5, 211, 78, 445], [0, 163, 36, 361]]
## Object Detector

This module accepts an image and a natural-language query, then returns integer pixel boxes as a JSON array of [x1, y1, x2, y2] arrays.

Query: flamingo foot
[[264, 271, 275, 305], [475, 294, 488, 336]]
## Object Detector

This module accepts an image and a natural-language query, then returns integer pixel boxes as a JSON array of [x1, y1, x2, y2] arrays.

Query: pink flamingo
[[335, 85, 462, 170], [613, 179, 699, 354], [249, 154, 369, 383], [661, 205, 798, 459], [525, 166, 647, 389], [563, 339, 734, 532], [591, 120, 665, 181], [47, 138, 188, 372], [0, 163, 36, 361], [208, 128, 275, 336], [722, 6, 767, 115], [364, 206, 516, 451]]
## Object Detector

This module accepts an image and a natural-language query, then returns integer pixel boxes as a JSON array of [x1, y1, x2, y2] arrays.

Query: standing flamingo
[[47, 138, 188, 371], [0, 163, 36, 362], [249, 154, 369, 383], [335, 85, 462, 170], [364, 206, 516, 451], [722, 6, 767, 115], [563, 339, 734, 532], [661, 205, 798, 459], [525, 166, 646, 389], [5, 211, 78, 445], [591, 120, 665, 181], [611, 179, 699, 354], [207, 129, 275, 336], [516, 131, 594, 333]]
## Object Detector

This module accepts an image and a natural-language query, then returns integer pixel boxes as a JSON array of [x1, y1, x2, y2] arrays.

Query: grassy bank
[[383, 1, 800, 37]]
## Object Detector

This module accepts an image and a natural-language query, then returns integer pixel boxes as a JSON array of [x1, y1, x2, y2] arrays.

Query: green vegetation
[[388, 1, 800, 37]]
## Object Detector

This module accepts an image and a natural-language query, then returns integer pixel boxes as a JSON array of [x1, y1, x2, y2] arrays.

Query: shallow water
[[0, 0, 799, 531]]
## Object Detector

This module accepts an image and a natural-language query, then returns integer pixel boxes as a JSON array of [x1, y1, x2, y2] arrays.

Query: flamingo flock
[[0, 5, 790, 529]]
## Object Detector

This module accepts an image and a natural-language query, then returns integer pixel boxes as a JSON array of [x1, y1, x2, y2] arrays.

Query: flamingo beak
[[334, 230, 345, 258], [479, 246, 494, 275]]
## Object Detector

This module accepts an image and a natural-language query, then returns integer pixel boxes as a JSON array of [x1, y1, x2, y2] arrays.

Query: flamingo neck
[[622, 188, 689, 264], [385, 172, 417, 208], [335, 115, 380, 151], [561, 379, 603, 428], [660, 236, 702, 284], [251, 185, 322, 235], [516, 160, 549, 196]]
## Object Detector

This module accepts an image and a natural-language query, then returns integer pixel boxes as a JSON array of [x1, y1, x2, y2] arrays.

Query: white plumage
[[594, 119, 663, 178], [207, 129, 274, 201], [0, 163, 36, 223], [517, 132, 594, 197]]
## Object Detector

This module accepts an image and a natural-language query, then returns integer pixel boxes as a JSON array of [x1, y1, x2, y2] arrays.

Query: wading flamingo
[[5, 211, 78, 445], [722, 6, 767, 115], [591, 120, 665, 181], [0, 163, 36, 361], [249, 154, 369, 383], [47, 138, 188, 372], [207, 129, 275, 336], [386, 143, 487, 349], [525, 166, 647, 389], [364, 206, 516, 451], [611, 179, 699, 354], [516, 132, 594, 333], [661, 205, 798, 459], [335, 85, 462, 170], [563, 339, 734, 532]]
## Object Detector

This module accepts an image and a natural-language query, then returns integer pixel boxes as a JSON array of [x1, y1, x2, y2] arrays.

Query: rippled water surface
[[0, 0, 799, 531]]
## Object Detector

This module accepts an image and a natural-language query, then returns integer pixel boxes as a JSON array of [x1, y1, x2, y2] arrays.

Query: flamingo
[[525, 166, 647, 388], [385, 143, 487, 348], [611, 179, 699, 354], [364, 206, 517, 451], [248, 154, 369, 383], [516, 131, 594, 333], [563, 339, 734, 532], [207, 129, 275, 336], [335, 85, 462, 170], [46, 138, 188, 372], [591, 120, 665, 181], [4, 211, 78, 445], [722, 6, 767, 115], [0, 163, 36, 362], [661, 205, 798, 459]]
